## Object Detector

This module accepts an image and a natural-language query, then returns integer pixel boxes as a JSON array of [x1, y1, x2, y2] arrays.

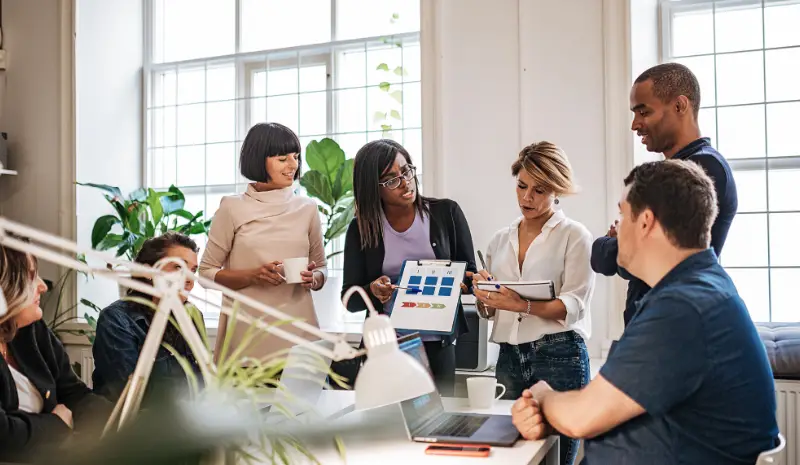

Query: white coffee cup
[[466, 377, 506, 409], [281, 257, 309, 284]]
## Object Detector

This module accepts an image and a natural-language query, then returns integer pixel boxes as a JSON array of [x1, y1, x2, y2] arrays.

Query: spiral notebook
[[475, 280, 555, 301]]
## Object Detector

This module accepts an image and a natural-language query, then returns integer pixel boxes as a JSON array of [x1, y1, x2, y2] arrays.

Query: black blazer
[[1, 320, 112, 462], [341, 198, 478, 344]]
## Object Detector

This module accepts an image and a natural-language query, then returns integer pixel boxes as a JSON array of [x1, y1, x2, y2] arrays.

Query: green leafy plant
[[77, 183, 212, 261], [45, 261, 100, 344], [129, 297, 348, 464], [299, 139, 355, 260], [373, 12, 407, 137]]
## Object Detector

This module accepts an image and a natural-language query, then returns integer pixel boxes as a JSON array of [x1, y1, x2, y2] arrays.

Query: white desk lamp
[[0, 216, 435, 429]]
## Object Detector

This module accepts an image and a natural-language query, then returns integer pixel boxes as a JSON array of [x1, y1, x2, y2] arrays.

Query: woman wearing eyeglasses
[[342, 139, 477, 395]]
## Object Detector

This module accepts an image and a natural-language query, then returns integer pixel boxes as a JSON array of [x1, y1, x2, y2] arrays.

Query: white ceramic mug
[[466, 376, 506, 409], [281, 257, 309, 284]]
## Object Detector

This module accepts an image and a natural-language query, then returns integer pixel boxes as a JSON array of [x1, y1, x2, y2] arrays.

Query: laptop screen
[[397, 335, 445, 434]]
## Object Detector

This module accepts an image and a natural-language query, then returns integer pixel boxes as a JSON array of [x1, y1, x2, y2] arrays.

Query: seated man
[[511, 160, 778, 464], [93, 232, 206, 403]]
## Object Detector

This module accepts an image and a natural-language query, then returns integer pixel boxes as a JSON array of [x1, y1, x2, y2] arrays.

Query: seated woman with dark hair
[[0, 241, 111, 462], [92, 232, 206, 403]]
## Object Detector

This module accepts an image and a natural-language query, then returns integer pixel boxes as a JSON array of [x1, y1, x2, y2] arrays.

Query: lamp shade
[[353, 313, 435, 410]]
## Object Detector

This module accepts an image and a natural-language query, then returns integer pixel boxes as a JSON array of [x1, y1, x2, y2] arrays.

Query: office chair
[[756, 433, 786, 465]]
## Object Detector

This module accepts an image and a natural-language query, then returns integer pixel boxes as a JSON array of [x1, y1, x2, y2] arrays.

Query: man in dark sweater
[[592, 63, 738, 326]]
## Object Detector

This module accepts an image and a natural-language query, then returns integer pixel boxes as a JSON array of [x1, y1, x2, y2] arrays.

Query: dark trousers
[[496, 331, 590, 465], [423, 340, 456, 397]]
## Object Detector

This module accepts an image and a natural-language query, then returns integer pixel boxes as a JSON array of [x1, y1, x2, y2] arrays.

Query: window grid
[[145, 1, 422, 325], [663, 0, 800, 322]]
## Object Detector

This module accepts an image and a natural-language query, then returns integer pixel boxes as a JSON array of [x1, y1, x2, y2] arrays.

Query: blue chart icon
[[405, 275, 456, 297]]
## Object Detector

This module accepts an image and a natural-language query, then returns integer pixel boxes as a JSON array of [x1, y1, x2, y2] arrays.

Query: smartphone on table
[[425, 443, 491, 457]]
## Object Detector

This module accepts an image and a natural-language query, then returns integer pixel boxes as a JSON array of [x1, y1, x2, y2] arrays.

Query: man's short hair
[[635, 63, 701, 117], [623, 160, 718, 249]]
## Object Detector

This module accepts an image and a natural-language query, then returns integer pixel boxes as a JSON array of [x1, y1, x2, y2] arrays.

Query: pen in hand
[[476, 250, 493, 281]]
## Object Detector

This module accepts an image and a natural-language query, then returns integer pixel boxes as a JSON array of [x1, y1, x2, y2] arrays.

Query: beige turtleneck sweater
[[199, 184, 327, 361]]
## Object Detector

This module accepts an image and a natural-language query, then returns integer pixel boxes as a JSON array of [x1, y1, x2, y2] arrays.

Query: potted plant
[[78, 183, 212, 261], [299, 139, 355, 260]]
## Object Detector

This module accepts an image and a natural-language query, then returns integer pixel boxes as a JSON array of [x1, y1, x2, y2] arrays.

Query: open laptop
[[397, 334, 521, 447]]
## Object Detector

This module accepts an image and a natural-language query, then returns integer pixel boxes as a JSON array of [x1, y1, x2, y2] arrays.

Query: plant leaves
[[375, 63, 389, 71], [325, 202, 355, 242], [299, 171, 334, 206], [389, 90, 403, 103], [161, 185, 186, 214], [76, 182, 122, 199], [392, 12, 400, 19], [91, 215, 120, 249], [172, 209, 197, 221], [305, 138, 346, 187], [372, 111, 386, 123], [129, 188, 147, 202], [81, 300, 103, 316], [381, 124, 392, 131], [378, 82, 391, 92], [393, 66, 407, 76], [145, 220, 155, 238], [147, 188, 164, 224], [96, 233, 124, 251], [390, 109, 401, 120]]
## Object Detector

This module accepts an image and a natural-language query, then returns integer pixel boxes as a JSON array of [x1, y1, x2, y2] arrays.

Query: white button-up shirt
[[485, 209, 595, 345]]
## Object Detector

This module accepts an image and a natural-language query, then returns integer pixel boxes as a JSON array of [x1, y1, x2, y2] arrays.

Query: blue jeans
[[496, 331, 590, 465]]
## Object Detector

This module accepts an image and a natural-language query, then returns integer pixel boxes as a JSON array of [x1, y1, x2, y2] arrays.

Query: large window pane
[[671, 9, 714, 57], [337, 47, 367, 89], [177, 68, 206, 105], [206, 101, 235, 143], [267, 95, 299, 134], [250, 97, 267, 126], [732, 168, 766, 213], [176, 146, 206, 187], [403, 82, 422, 128], [150, 148, 177, 188], [240, 0, 331, 52], [152, 70, 177, 107], [151, 107, 177, 148], [299, 63, 329, 93], [676, 56, 716, 107], [768, 168, 800, 212], [268, 67, 299, 96], [403, 44, 422, 82], [770, 213, 800, 266], [206, 143, 236, 186], [206, 64, 236, 102], [765, 48, 800, 102], [177, 104, 206, 146], [698, 108, 716, 147], [715, 51, 764, 106], [714, 3, 763, 53], [720, 213, 768, 267], [727, 268, 770, 322], [366, 44, 403, 87], [336, 88, 367, 133], [367, 86, 401, 132], [333, 132, 367, 159], [336, 0, 421, 41], [767, 102, 800, 157], [764, 3, 800, 48], [153, 0, 235, 63], [299, 92, 327, 136], [717, 104, 765, 159], [771, 268, 800, 322]]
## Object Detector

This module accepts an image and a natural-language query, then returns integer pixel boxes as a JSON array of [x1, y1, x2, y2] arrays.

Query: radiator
[[80, 349, 94, 388], [776, 380, 800, 465]]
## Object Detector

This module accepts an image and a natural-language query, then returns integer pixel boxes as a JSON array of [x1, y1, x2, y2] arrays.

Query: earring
[[554, 198, 560, 205]]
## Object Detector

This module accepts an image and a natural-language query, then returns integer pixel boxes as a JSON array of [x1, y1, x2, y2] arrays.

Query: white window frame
[[142, 1, 424, 329], [660, 0, 800, 322]]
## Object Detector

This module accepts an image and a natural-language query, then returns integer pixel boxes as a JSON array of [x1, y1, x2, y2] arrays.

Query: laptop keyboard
[[428, 414, 489, 437]]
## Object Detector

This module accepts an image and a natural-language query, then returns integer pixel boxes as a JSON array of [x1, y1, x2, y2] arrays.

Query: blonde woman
[[0, 241, 111, 461], [472, 141, 594, 465]]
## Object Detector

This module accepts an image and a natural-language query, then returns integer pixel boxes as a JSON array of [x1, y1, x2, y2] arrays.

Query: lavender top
[[382, 211, 440, 341]]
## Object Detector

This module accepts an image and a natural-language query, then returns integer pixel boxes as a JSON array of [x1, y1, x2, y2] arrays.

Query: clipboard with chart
[[388, 259, 468, 335]]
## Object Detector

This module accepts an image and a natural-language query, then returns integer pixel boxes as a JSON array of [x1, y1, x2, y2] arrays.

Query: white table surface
[[306, 390, 558, 465]]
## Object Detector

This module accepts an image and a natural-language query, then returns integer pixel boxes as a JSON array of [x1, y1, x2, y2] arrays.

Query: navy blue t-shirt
[[584, 249, 777, 464], [590, 137, 738, 326]]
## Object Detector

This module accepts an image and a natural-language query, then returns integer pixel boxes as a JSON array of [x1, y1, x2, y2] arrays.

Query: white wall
[[427, 0, 640, 357], [75, 0, 144, 315]]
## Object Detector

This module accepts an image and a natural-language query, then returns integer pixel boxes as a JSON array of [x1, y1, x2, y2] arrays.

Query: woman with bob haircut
[[0, 240, 111, 462], [341, 139, 477, 395], [199, 122, 327, 360], [472, 141, 595, 465]]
